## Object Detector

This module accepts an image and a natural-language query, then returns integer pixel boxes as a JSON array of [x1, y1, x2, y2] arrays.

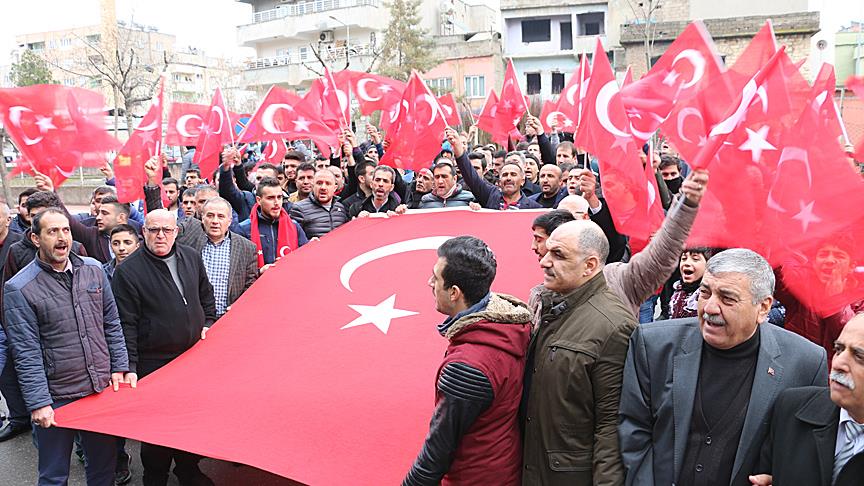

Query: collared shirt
[[836, 408, 864, 457], [201, 233, 231, 316]]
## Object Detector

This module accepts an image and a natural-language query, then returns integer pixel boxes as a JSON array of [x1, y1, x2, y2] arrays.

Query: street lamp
[[328, 15, 350, 69]]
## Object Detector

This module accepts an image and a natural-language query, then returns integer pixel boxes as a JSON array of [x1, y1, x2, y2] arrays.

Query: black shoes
[[115, 452, 133, 485], [0, 422, 29, 442]]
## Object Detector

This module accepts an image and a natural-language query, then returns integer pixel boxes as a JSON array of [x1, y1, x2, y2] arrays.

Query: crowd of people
[[0, 112, 862, 486]]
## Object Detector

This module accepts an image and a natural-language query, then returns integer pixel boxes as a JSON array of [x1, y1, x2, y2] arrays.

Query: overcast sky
[[0, 0, 256, 62]]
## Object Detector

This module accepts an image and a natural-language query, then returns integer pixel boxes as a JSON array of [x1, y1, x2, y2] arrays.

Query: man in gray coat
[[618, 248, 828, 486], [4, 208, 131, 485]]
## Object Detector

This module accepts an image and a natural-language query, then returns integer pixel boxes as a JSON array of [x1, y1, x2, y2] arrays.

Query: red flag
[[260, 139, 288, 165], [494, 60, 528, 142], [192, 88, 234, 178], [475, 89, 499, 137], [299, 69, 350, 134], [0, 85, 120, 187], [575, 39, 663, 239], [556, 54, 591, 131], [165, 102, 208, 146], [650, 21, 725, 102], [238, 85, 338, 158], [54, 210, 544, 485], [380, 71, 448, 171], [113, 79, 164, 203], [437, 92, 461, 127], [619, 68, 683, 143], [621, 66, 633, 87], [539, 100, 575, 134], [730, 21, 778, 82], [347, 70, 405, 115]]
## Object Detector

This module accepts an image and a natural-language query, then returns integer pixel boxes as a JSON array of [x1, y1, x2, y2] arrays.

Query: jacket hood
[[445, 293, 532, 358]]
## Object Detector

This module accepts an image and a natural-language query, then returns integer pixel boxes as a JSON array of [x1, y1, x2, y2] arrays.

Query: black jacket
[[348, 193, 402, 219], [111, 244, 216, 374], [289, 197, 349, 239], [757, 386, 864, 486]]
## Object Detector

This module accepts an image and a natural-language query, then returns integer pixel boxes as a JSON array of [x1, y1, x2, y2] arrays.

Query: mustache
[[831, 371, 856, 390], [702, 313, 726, 325]]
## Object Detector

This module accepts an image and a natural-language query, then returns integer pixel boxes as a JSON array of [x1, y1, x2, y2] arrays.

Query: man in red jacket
[[403, 236, 532, 486]]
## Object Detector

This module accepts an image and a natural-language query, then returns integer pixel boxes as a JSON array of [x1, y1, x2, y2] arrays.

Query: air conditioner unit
[[319, 30, 334, 43]]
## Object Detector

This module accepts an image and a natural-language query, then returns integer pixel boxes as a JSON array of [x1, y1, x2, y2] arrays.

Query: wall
[[688, 0, 809, 21]]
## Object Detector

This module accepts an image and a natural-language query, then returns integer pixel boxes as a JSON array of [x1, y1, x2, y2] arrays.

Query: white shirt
[[835, 408, 864, 456]]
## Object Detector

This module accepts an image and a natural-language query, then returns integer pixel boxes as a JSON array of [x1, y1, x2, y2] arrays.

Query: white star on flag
[[293, 117, 312, 132], [792, 200, 822, 233], [738, 126, 776, 162], [379, 85, 393, 93], [663, 70, 681, 87], [341, 294, 418, 334], [35, 115, 56, 132]]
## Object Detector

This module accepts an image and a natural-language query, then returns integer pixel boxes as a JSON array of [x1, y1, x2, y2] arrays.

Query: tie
[[833, 419, 864, 483]]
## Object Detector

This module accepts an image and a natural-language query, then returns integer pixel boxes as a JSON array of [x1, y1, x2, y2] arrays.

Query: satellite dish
[[816, 39, 827, 51]]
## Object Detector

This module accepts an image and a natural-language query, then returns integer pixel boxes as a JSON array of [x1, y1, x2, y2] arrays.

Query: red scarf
[[249, 203, 299, 268]]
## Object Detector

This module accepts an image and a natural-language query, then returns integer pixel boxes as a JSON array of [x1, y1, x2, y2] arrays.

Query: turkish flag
[[53, 209, 544, 485], [539, 100, 575, 134], [260, 139, 288, 165], [651, 21, 725, 103], [619, 67, 682, 143], [299, 69, 350, 134], [113, 79, 164, 203], [621, 66, 633, 87], [0, 84, 120, 187], [495, 60, 528, 141], [238, 85, 337, 159], [556, 54, 591, 131], [475, 89, 499, 139], [165, 103, 208, 146], [381, 72, 448, 171], [437, 92, 461, 127], [191, 88, 235, 178], [575, 38, 663, 239], [346, 70, 405, 115]]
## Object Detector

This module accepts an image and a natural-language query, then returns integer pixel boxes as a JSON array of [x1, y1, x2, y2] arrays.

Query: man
[[618, 249, 829, 486], [348, 165, 407, 218], [341, 158, 377, 209], [406, 168, 434, 209], [327, 166, 345, 196], [238, 178, 307, 271], [199, 197, 258, 316], [522, 220, 637, 485], [102, 223, 140, 281], [404, 236, 531, 485], [112, 209, 217, 486], [529, 165, 567, 209], [557, 195, 590, 219], [0, 203, 23, 440], [290, 170, 349, 239], [659, 155, 683, 195], [281, 152, 302, 194], [184, 168, 202, 189], [449, 129, 542, 210], [162, 177, 181, 214], [491, 150, 506, 176], [468, 152, 487, 179], [288, 162, 315, 203], [555, 141, 577, 167], [253, 163, 279, 185], [4, 208, 131, 485], [9, 187, 37, 234], [750, 313, 864, 486], [418, 163, 476, 209], [68, 194, 131, 264], [180, 188, 197, 219]]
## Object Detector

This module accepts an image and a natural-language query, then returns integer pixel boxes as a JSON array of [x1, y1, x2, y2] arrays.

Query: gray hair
[[706, 248, 775, 304], [554, 219, 610, 264], [373, 165, 397, 183], [143, 208, 177, 225], [200, 196, 232, 214]]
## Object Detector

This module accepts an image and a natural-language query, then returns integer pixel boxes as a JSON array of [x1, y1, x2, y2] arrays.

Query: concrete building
[[836, 22, 864, 84], [500, 0, 608, 99], [425, 32, 504, 114]]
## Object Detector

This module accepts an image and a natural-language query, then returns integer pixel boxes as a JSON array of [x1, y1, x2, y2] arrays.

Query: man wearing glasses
[[111, 208, 217, 486]]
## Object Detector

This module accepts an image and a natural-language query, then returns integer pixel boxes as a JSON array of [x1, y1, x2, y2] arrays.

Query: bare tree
[[626, 0, 663, 71]]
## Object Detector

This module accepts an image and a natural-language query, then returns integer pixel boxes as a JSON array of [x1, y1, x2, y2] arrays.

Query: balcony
[[243, 44, 376, 87], [237, 0, 386, 45]]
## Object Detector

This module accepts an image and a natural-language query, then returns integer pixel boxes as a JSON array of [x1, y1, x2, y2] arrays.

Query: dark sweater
[[679, 331, 760, 486]]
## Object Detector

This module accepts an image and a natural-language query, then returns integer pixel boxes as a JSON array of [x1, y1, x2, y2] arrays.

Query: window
[[60, 38, 72, 48], [577, 12, 605, 36], [551, 72, 565, 94], [560, 22, 573, 50], [464, 75, 485, 98], [27, 42, 45, 51], [526, 73, 541, 95], [426, 77, 453, 96], [86, 34, 101, 44], [521, 19, 551, 43], [299, 46, 309, 61]]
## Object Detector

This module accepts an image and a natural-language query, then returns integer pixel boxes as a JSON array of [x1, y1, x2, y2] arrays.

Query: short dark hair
[[18, 187, 38, 204], [524, 152, 540, 166], [162, 177, 179, 189], [682, 247, 719, 260], [660, 155, 681, 170], [257, 163, 279, 174], [493, 150, 507, 159], [182, 187, 198, 199], [98, 195, 131, 217], [256, 177, 282, 196], [556, 141, 576, 157], [25, 191, 62, 213], [93, 185, 116, 197], [468, 152, 487, 169], [283, 152, 304, 163], [31, 208, 67, 236], [356, 159, 378, 178], [296, 162, 316, 175], [559, 162, 575, 174], [110, 223, 139, 239], [433, 162, 457, 176], [515, 141, 530, 151], [437, 236, 497, 306], [532, 210, 576, 235], [185, 168, 202, 177]]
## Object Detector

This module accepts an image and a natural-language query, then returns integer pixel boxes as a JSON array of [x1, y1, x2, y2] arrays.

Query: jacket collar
[[35, 251, 83, 273], [547, 271, 607, 313], [795, 387, 840, 427]]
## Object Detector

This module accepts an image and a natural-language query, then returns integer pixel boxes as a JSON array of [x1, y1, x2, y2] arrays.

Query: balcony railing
[[252, 0, 379, 23], [245, 44, 374, 70]]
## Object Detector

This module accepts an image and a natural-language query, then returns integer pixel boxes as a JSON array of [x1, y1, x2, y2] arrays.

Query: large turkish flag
[[55, 209, 544, 485]]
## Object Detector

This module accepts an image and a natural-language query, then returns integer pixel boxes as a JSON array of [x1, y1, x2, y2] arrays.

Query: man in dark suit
[[619, 248, 829, 486], [749, 313, 864, 486]]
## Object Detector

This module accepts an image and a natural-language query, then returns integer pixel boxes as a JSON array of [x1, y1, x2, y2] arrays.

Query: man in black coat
[[750, 313, 864, 486], [111, 208, 217, 486]]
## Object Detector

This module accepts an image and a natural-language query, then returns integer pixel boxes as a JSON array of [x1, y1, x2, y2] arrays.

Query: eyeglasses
[[145, 227, 177, 235]]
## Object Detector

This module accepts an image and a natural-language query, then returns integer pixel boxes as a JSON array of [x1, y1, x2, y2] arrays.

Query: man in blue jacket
[[4, 208, 132, 486]]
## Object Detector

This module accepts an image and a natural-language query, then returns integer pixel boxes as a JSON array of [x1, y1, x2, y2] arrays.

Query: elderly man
[[4, 208, 130, 485], [619, 249, 828, 486], [403, 236, 531, 485], [522, 220, 637, 485], [290, 169, 349, 238], [419, 162, 475, 209], [112, 209, 216, 486], [750, 313, 864, 486]]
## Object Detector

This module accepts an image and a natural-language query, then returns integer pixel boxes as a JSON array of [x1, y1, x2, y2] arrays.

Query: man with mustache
[[619, 248, 828, 486], [749, 313, 864, 486]]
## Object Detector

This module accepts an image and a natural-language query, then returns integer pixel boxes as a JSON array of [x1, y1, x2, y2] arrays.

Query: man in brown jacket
[[522, 220, 637, 485]]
